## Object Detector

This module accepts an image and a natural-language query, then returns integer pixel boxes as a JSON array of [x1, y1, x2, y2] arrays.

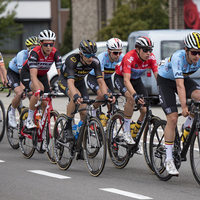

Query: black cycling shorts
[[58, 73, 89, 100], [20, 68, 50, 93], [157, 74, 200, 115], [7, 67, 20, 90], [86, 74, 115, 94], [114, 73, 148, 96]]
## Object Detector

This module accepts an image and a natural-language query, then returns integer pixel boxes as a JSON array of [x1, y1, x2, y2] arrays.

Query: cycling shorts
[[7, 67, 20, 90], [157, 74, 200, 115], [86, 74, 115, 94], [114, 74, 148, 96], [58, 73, 89, 100]]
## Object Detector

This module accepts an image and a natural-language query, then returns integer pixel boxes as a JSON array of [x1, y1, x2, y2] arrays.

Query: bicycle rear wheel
[[45, 110, 59, 164], [0, 100, 6, 142], [6, 103, 22, 149], [53, 114, 73, 170], [83, 117, 106, 177], [190, 129, 200, 185], [19, 108, 35, 159], [107, 112, 130, 169], [150, 120, 173, 181], [143, 116, 160, 173]]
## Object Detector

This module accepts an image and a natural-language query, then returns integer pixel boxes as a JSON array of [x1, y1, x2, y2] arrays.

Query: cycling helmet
[[106, 38, 123, 50], [135, 36, 154, 48], [79, 39, 97, 54], [184, 32, 200, 49], [38, 29, 56, 41], [25, 36, 39, 47]]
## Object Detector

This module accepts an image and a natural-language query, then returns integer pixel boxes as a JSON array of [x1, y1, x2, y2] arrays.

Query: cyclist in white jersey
[[157, 32, 200, 175], [0, 53, 8, 85], [7, 36, 39, 128]]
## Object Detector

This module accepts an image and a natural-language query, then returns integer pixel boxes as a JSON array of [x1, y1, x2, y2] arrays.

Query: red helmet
[[135, 36, 154, 48]]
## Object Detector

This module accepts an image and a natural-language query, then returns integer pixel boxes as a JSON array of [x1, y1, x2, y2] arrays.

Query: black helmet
[[79, 39, 97, 54]]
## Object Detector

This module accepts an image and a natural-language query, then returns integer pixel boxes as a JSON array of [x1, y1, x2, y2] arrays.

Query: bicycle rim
[[19, 108, 35, 159], [143, 116, 161, 174], [107, 112, 130, 169], [0, 100, 5, 142], [150, 120, 172, 181], [53, 114, 73, 170], [45, 110, 59, 164], [190, 130, 200, 185], [83, 117, 106, 177]]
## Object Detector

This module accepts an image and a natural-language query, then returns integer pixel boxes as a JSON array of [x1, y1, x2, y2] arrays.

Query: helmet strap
[[186, 49, 193, 64], [136, 49, 145, 62], [108, 51, 115, 63]]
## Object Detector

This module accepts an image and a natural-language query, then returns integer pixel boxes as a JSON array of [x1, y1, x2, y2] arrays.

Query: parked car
[[48, 41, 128, 94]]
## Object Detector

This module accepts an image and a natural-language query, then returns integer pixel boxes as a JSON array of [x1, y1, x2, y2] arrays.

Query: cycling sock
[[66, 116, 73, 129], [183, 113, 194, 129], [10, 105, 16, 116], [165, 141, 173, 161], [124, 115, 132, 132], [27, 109, 35, 121]]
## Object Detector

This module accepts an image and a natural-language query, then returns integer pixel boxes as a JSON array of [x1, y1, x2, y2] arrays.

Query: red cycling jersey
[[23, 46, 62, 76], [115, 49, 158, 80]]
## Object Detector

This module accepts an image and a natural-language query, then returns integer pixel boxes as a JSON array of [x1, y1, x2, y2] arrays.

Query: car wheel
[[50, 76, 60, 93]]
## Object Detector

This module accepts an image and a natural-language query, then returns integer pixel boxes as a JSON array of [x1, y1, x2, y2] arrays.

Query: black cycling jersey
[[60, 53, 103, 82]]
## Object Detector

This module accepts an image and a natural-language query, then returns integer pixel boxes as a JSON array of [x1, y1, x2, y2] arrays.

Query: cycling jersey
[[9, 49, 29, 74], [158, 50, 200, 81], [22, 46, 62, 76], [60, 53, 103, 82], [115, 49, 158, 79], [89, 52, 124, 79], [0, 53, 4, 67]]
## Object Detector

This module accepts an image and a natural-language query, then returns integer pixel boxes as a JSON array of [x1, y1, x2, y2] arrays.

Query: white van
[[127, 29, 200, 98]]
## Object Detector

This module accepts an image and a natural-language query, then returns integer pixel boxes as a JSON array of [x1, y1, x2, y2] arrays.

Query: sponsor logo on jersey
[[71, 57, 77, 63], [127, 56, 134, 63], [135, 64, 138, 68]]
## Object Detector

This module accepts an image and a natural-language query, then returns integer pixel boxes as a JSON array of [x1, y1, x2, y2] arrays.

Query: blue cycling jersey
[[158, 50, 200, 81], [9, 49, 29, 74], [89, 51, 124, 79]]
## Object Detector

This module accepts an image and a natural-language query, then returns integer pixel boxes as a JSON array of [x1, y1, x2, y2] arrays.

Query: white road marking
[[0, 160, 5, 162], [99, 188, 153, 199], [28, 170, 71, 179]]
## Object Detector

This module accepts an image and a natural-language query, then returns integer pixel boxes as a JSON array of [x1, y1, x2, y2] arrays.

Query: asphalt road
[[0, 92, 200, 200]]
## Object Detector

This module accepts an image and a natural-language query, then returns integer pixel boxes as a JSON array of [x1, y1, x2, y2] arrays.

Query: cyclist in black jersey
[[58, 39, 115, 142]]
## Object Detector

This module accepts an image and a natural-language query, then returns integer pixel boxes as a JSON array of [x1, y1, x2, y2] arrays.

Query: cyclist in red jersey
[[114, 36, 158, 147], [21, 29, 62, 129]]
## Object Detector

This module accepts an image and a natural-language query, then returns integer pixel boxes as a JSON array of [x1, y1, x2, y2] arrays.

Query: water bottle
[[35, 112, 42, 128], [76, 120, 83, 138], [100, 113, 108, 127], [72, 124, 78, 140]]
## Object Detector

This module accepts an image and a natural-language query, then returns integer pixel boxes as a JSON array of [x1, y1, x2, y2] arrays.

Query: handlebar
[[0, 82, 11, 97]]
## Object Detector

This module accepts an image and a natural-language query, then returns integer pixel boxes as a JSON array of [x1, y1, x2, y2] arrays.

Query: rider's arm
[[30, 68, 41, 91], [124, 73, 136, 96], [153, 71, 158, 80], [0, 54, 8, 84], [54, 51, 62, 77]]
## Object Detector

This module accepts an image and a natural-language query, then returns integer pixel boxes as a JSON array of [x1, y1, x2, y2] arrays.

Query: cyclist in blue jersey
[[158, 32, 200, 176], [7, 36, 39, 128], [86, 38, 123, 116]]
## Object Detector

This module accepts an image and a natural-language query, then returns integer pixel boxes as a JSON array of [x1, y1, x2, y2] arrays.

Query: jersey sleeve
[[122, 53, 132, 74], [16, 51, 25, 70], [54, 51, 62, 69], [170, 53, 184, 79], [93, 57, 103, 79], [149, 53, 158, 73], [0, 53, 4, 67], [97, 52, 105, 72], [64, 55, 76, 79], [28, 51, 39, 69]]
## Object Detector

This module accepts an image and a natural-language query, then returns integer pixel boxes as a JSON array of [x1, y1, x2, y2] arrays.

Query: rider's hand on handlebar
[[182, 107, 189, 117], [103, 94, 116, 104], [133, 93, 145, 105], [73, 93, 83, 105]]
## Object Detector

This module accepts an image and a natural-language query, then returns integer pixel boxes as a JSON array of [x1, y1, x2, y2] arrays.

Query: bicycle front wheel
[[83, 117, 106, 177], [45, 110, 59, 164], [53, 114, 73, 170], [190, 129, 200, 185], [6, 103, 22, 149], [107, 112, 130, 169], [143, 115, 161, 173], [0, 100, 6, 142], [150, 120, 173, 181]]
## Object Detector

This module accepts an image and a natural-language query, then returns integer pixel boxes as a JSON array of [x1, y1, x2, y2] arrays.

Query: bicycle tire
[[53, 114, 73, 170], [190, 129, 200, 185], [45, 110, 59, 164], [143, 115, 161, 173], [107, 112, 130, 169], [6, 103, 22, 149], [0, 100, 6, 142], [83, 117, 107, 177], [149, 120, 173, 181], [19, 108, 35, 159]]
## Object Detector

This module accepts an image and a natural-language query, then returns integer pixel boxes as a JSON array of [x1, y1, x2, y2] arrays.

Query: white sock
[[92, 106, 97, 117], [124, 117, 131, 132], [10, 105, 16, 116], [27, 109, 35, 121], [183, 114, 194, 128], [165, 143, 173, 161]]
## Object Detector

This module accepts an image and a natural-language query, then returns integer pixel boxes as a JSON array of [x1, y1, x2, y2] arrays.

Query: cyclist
[[7, 36, 39, 128], [21, 29, 62, 129], [58, 39, 115, 145], [114, 36, 158, 148], [0, 52, 8, 86], [86, 38, 123, 117], [157, 31, 200, 175]]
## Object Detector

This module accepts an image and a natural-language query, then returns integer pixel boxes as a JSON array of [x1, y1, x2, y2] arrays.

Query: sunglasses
[[142, 48, 153, 53], [111, 51, 122, 56], [82, 53, 96, 58], [42, 43, 54, 47], [190, 51, 200, 56]]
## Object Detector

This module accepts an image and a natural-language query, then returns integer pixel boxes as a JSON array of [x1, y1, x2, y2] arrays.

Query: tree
[[0, 0, 23, 46], [97, 0, 169, 41]]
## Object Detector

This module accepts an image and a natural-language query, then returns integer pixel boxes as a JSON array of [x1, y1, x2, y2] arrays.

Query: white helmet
[[184, 32, 200, 49], [106, 38, 123, 50], [38, 29, 56, 41]]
